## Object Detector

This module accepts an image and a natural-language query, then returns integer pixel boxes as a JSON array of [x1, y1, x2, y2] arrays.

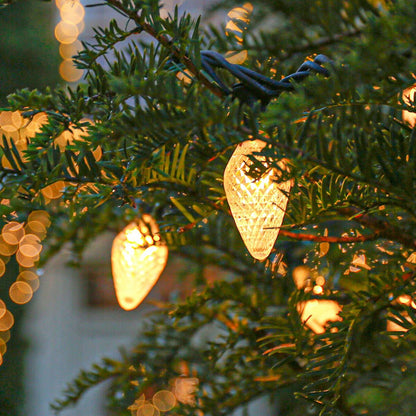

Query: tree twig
[[278, 229, 380, 243], [105, 0, 225, 98]]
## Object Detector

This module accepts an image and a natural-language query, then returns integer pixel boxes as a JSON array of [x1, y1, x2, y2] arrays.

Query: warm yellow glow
[[17, 270, 40, 292], [28, 210, 51, 228], [224, 140, 292, 260], [2, 222, 24, 245], [60, 1, 85, 24], [59, 40, 82, 59], [0, 309, 14, 331], [152, 390, 176, 411], [111, 217, 168, 311], [172, 377, 199, 405], [9, 281, 33, 305], [292, 265, 310, 289], [402, 85, 416, 127], [0, 300, 6, 320], [298, 299, 342, 334], [59, 59, 84, 82], [55, 21, 79, 44], [312, 285, 324, 295], [137, 403, 159, 416], [225, 50, 248, 65], [0, 236, 17, 256], [386, 312, 413, 335], [41, 181, 66, 200]]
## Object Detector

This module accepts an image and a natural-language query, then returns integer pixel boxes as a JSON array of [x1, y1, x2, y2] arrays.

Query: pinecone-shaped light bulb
[[224, 140, 292, 261], [111, 214, 168, 310]]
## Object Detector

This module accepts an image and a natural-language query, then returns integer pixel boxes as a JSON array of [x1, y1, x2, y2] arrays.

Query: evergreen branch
[[337, 206, 416, 250], [104, 0, 226, 98], [50, 358, 123, 414], [278, 28, 362, 60]]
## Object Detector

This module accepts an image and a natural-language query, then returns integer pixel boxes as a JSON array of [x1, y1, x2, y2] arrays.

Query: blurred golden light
[[0, 310, 14, 331], [17, 271, 40, 292], [172, 377, 199, 405], [137, 403, 159, 416], [316, 275, 326, 286], [60, 1, 85, 24], [312, 285, 324, 295], [2, 221, 24, 245], [28, 210, 51, 228], [397, 294, 412, 305], [41, 181, 65, 200], [0, 339, 7, 356], [55, 21, 79, 44], [225, 50, 248, 65], [26, 112, 48, 135], [16, 250, 38, 268], [19, 241, 42, 259], [298, 299, 342, 334], [152, 390, 176, 412], [0, 300, 6, 319], [223, 140, 292, 261], [59, 40, 82, 59], [59, 59, 84, 83], [9, 281, 33, 305], [0, 330, 11, 343], [402, 85, 416, 127], [292, 265, 310, 289], [111, 216, 168, 311], [0, 259, 5, 278], [0, 236, 17, 256], [25, 220, 47, 240]]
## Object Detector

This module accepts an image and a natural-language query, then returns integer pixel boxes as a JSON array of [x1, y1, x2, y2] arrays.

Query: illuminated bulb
[[297, 299, 342, 334], [111, 215, 168, 311], [402, 85, 416, 127], [224, 140, 292, 260]]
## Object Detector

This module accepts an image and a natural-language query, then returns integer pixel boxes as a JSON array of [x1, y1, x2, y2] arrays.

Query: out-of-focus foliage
[[1, 0, 416, 415]]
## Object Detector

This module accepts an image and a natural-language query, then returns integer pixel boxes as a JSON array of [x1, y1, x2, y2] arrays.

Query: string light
[[224, 139, 292, 260], [111, 215, 168, 311]]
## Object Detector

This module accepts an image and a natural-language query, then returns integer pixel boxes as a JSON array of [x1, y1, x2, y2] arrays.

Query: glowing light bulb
[[111, 215, 168, 311], [223, 140, 292, 260], [402, 85, 416, 127], [297, 299, 342, 334]]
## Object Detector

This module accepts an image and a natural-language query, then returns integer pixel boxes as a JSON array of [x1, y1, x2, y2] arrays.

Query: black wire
[[200, 51, 332, 107]]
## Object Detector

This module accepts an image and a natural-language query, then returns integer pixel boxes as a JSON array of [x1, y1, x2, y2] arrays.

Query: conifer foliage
[[2, 0, 416, 414]]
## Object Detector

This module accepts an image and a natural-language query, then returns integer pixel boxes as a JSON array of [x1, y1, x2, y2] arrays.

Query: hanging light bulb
[[402, 85, 416, 127], [111, 214, 168, 310], [224, 139, 292, 261], [297, 299, 342, 334]]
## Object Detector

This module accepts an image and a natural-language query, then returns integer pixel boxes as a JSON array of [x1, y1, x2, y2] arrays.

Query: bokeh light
[[9, 281, 33, 305], [55, 0, 85, 82], [59, 40, 82, 59], [0, 310, 14, 331], [137, 403, 160, 416], [60, 1, 85, 24], [152, 390, 176, 412], [59, 59, 84, 82], [55, 21, 79, 44]]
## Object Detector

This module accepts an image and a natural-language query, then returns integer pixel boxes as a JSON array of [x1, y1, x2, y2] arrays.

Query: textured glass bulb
[[224, 140, 292, 261], [111, 215, 168, 310]]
